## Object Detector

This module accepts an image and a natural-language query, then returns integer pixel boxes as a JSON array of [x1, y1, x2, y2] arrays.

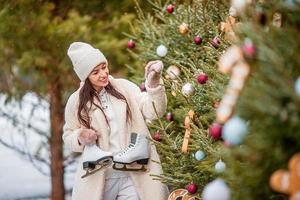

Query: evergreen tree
[[126, 0, 230, 197], [216, 1, 300, 200], [0, 1, 140, 199]]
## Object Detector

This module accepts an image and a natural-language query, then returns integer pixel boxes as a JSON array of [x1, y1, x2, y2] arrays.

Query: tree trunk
[[49, 76, 65, 200]]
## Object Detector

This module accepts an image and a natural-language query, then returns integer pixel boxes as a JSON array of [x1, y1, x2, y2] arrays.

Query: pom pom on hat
[[67, 42, 107, 82]]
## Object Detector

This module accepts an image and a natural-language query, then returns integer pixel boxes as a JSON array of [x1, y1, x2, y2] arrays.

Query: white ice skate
[[81, 144, 113, 178], [113, 132, 150, 172]]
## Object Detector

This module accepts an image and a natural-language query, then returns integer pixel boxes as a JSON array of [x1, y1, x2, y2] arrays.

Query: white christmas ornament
[[156, 45, 168, 57], [202, 179, 231, 200], [222, 116, 248, 145], [295, 76, 300, 96], [229, 6, 238, 17], [215, 160, 226, 173], [181, 83, 195, 96], [231, 0, 251, 13]]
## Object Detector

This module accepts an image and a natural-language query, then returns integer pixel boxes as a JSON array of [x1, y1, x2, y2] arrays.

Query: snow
[[0, 93, 75, 200], [0, 147, 50, 199], [0, 146, 75, 199]]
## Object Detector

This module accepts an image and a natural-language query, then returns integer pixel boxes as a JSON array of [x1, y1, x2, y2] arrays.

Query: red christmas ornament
[[186, 183, 198, 194], [153, 131, 161, 141], [197, 72, 208, 84], [139, 82, 146, 92], [209, 123, 223, 139], [211, 37, 221, 48], [242, 39, 256, 59], [255, 7, 267, 25], [257, 11, 267, 25], [166, 112, 173, 121], [194, 36, 203, 45], [127, 39, 135, 49], [166, 4, 175, 14]]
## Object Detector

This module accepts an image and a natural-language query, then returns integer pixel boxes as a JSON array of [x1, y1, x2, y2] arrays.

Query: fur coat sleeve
[[120, 78, 167, 121], [62, 91, 84, 153]]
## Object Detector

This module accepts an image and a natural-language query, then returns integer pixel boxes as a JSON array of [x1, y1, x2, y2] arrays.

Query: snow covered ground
[[0, 93, 75, 200]]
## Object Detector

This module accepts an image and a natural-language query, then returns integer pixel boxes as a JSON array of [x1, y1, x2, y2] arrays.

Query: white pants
[[103, 177, 140, 200]]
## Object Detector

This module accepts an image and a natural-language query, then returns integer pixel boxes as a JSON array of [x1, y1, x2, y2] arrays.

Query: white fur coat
[[62, 75, 169, 200]]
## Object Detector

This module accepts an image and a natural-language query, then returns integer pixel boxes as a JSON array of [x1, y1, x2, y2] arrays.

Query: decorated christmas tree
[[126, 0, 300, 199], [125, 0, 234, 198], [215, 1, 300, 200]]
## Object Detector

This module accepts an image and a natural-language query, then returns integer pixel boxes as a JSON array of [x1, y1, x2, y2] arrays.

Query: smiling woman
[[89, 63, 110, 91], [63, 41, 169, 200]]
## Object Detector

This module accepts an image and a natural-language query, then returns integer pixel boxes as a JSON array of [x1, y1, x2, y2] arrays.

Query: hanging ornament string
[[182, 110, 195, 153]]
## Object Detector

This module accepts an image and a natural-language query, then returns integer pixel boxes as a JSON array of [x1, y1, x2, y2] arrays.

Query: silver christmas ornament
[[166, 65, 181, 80], [181, 83, 195, 96]]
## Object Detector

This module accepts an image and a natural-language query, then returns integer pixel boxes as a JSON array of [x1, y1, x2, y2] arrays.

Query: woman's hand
[[145, 60, 164, 88], [78, 128, 99, 145]]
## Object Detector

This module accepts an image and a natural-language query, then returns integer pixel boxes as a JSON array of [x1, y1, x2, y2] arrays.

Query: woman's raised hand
[[144, 60, 164, 88], [78, 128, 99, 145]]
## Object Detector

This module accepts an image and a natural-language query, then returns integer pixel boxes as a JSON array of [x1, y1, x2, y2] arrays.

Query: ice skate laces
[[119, 137, 140, 155], [120, 143, 134, 155]]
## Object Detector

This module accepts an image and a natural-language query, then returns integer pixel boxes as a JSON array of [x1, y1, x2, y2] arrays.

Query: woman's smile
[[99, 77, 108, 83]]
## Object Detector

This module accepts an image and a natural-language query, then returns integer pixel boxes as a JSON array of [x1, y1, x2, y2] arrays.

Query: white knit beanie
[[67, 42, 107, 82]]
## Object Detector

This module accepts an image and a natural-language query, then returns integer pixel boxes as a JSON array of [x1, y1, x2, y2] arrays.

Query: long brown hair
[[77, 78, 132, 129]]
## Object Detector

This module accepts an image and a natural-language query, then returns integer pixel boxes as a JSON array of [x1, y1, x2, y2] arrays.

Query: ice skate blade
[[83, 156, 113, 170], [112, 163, 148, 172], [112, 158, 149, 172], [81, 156, 113, 179]]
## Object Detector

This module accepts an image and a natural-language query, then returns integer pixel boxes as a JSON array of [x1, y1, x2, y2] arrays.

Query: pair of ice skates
[[81, 132, 149, 179]]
